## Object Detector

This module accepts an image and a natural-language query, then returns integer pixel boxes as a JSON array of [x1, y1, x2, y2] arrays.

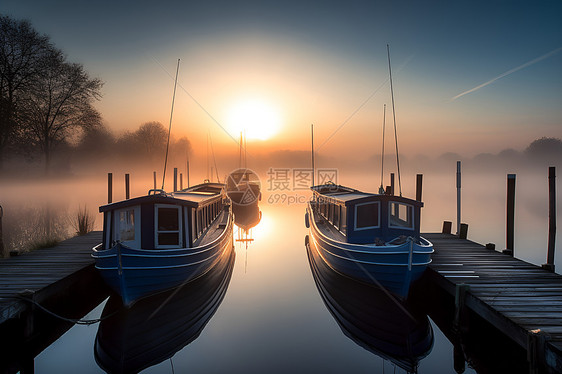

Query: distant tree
[[134, 121, 167, 159], [0, 15, 51, 170], [525, 137, 562, 161], [18, 49, 103, 172]]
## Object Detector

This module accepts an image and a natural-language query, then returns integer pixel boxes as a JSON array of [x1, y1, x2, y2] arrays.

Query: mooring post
[[503, 174, 516, 256], [125, 173, 130, 200], [543, 166, 556, 272], [153, 171, 157, 190], [459, 223, 468, 239], [187, 160, 190, 188], [454, 283, 470, 334], [416, 174, 423, 202], [107, 173, 113, 204], [390, 173, 395, 195], [180, 173, 183, 190], [442, 221, 452, 234], [456, 161, 461, 235], [0, 205, 4, 258], [173, 167, 178, 192]]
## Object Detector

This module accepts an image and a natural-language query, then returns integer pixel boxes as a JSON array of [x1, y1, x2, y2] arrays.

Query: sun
[[225, 98, 281, 141]]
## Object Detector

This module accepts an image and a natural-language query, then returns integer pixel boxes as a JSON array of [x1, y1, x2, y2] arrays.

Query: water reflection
[[94, 249, 235, 373], [306, 236, 434, 373], [233, 200, 262, 248]]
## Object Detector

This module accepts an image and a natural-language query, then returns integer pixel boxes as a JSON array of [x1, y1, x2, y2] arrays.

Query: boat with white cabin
[[92, 182, 233, 307]]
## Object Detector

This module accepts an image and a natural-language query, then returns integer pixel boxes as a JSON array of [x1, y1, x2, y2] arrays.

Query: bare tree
[[134, 121, 168, 159], [0, 15, 51, 170], [18, 49, 103, 172]]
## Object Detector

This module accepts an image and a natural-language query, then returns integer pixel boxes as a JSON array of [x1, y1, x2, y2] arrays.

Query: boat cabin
[[99, 186, 225, 251], [311, 184, 423, 244]]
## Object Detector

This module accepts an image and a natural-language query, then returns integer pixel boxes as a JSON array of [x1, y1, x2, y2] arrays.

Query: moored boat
[[305, 183, 433, 298], [92, 182, 233, 307]]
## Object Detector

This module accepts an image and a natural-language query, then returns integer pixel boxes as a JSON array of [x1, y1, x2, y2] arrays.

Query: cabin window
[[389, 202, 414, 229], [340, 206, 347, 234], [114, 206, 140, 246], [155, 204, 182, 248], [354, 202, 380, 230], [333, 204, 340, 229]]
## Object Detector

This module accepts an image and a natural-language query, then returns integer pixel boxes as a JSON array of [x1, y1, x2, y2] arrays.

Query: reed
[[72, 205, 95, 236]]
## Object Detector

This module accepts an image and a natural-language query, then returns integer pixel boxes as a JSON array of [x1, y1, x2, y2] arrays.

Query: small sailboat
[[92, 60, 233, 306], [305, 46, 433, 298], [92, 182, 233, 307]]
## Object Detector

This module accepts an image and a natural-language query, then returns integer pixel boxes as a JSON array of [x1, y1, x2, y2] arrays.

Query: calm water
[[2, 167, 560, 373]]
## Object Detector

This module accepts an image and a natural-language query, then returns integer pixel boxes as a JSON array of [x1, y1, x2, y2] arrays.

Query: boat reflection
[[306, 235, 433, 373], [233, 199, 261, 248], [94, 248, 235, 374]]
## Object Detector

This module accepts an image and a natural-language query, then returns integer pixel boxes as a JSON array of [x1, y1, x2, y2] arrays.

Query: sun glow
[[225, 98, 281, 141]]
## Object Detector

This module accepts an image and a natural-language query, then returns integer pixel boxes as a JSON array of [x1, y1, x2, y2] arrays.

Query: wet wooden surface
[[0, 231, 102, 324], [425, 232, 562, 371]]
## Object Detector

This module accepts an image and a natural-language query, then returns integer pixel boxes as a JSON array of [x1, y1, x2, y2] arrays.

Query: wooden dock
[[0, 231, 103, 324], [421, 233, 562, 373]]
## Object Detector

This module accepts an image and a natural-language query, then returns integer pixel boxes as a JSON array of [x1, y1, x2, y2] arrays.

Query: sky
[[1, 0, 561, 162]]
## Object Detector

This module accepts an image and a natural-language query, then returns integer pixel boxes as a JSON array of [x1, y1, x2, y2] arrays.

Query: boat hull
[[92, 212, 233, 307], [306, 203, 433, 298]]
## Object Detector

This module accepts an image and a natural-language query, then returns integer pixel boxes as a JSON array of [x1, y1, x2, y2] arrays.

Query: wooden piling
[[456, 161, 461, 235], [125, 173, 130, 200], [459, 223, 468, 239], [153, 171, 157, 190], [0, 205, 4, 258], [543, 166, 556, 272], [187, 160, 190, 188], [174, 167, 178, 192], [442, 221, 452, 234], [180, 173, 183, 190], [390, 173, 395, 195], [504, 174, 516, 256], [416, 174, 423, 202], [107, 173, 113, 204]]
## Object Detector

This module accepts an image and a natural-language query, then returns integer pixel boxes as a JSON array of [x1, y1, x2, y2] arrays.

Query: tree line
[[0, 15, 103, 173], [1, 15, 192, 175]]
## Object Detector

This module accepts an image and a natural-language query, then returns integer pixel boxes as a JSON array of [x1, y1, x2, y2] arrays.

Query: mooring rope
[[6, 294, 118, 325]]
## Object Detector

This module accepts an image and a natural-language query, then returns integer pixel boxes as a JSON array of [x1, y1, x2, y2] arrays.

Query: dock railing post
[[416, 174, 423, 202], [0, 205, 4, 258], [125, 173, 130, 200], [107, 173, 113, 204], [543, 167, 556, 272], [456, 161, 461, 235], [503, 174, 516, 256]]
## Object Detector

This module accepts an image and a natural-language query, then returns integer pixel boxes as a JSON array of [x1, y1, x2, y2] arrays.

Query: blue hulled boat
[[305, 183, 433, 298], [92, 182, 233, 307]]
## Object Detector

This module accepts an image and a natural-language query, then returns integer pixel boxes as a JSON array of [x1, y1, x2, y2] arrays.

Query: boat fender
[[305, 235, 309, 248], [305, 211, 310, 228]]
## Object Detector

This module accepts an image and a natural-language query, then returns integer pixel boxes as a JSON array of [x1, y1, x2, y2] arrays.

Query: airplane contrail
[[451, 46, 562, 101]]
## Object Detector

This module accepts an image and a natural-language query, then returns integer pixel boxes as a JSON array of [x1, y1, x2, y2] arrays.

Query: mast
[[161, 59, 180, 190], [311, 124, 315, 187], [379, 104, 386, 194], [387, 44, 402, 197]]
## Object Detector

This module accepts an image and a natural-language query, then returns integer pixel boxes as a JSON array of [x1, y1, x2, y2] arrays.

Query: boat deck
[[193, 208, 231, 247]]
